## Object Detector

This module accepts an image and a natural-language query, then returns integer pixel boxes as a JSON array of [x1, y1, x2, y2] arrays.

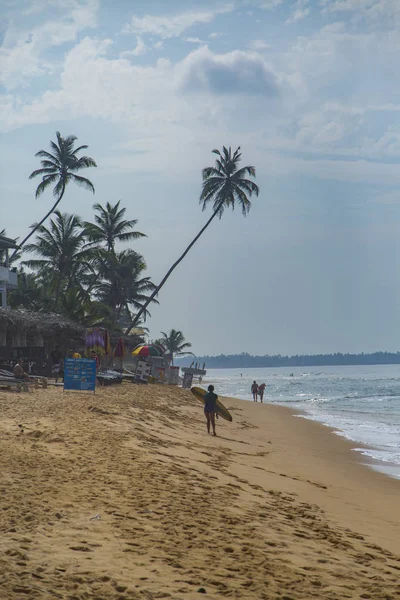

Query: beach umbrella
[[154, 344, 166, 355], [132, 345, 161, 357]]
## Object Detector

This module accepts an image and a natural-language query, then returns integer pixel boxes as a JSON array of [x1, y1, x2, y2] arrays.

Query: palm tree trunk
[[11, 184, 66, 260], [124, 207, 220, 335]]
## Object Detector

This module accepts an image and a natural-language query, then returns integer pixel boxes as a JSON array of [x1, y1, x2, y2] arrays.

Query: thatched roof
[[0, 308, 85, 336]]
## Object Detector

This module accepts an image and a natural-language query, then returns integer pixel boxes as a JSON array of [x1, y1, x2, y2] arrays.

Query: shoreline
[[222, 396, 400, 555], [0, 384, 399, 599], [210, 388, 400, 482]]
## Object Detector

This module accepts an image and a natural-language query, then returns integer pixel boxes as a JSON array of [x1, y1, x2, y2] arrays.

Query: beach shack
[[0, 308, 85, 364]]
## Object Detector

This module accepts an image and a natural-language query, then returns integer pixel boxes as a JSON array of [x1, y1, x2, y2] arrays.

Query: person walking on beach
[[251, 381, 258, 401], [258, 382, 266, 403], [204, 384, 218, 436]]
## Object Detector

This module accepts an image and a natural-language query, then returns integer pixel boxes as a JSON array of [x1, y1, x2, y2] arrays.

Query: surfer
[[251, 381, 258, 402], [204, 384, 218, 436]]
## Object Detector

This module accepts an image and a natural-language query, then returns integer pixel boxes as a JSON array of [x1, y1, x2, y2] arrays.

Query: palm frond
[[71, 174, 95, 193]]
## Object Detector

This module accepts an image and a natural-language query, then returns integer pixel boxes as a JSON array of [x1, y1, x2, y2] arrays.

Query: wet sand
[[0, 384, 399, 599]]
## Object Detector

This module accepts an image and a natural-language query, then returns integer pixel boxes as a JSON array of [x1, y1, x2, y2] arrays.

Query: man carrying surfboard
[[203, 384, 218, 436]]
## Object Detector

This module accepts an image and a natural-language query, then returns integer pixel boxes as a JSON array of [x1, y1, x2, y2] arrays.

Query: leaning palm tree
[[157, 329, 193, 364], [125, 146, 259, 334], [13, 132, 97, 257], [84, 201, 146, 252]]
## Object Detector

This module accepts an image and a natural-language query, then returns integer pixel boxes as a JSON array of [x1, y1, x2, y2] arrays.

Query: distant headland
[[176, 352, 400, 369]]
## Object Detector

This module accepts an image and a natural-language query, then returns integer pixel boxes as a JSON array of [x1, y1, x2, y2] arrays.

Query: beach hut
[[0, 308, 85, 365]]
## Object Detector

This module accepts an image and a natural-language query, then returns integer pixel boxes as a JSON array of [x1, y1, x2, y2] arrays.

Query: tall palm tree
[[13, 132, 97, 258], [23, 211, 90, 310], [84, 201, 146, 252], [125, 146, 259, 334], [157, 329, 193, 364]]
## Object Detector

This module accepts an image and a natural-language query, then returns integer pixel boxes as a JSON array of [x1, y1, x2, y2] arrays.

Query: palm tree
[[23, 211, 90, 310], [13, 132, 97, 257], [157, 329, 193, 364], [84, 201, 146, 252], [94, 248, 158, 327], [125, 146, 259, 334]]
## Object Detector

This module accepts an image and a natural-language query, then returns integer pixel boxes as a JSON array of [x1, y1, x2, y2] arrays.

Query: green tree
[[84, 201, 146, 252], [15, 132, 97, 256], [94, 248, 157, 327], [24, 211, 90, 310], [125, 146, 259, 334], [157, 329, 193, 364]]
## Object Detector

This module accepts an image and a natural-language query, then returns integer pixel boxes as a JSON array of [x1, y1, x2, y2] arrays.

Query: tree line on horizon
[[176, 351, 400, 368], [3, 132, 259, 336]]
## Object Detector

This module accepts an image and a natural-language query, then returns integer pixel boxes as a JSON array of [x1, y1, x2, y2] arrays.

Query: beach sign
[[64, 358, 97, 392]]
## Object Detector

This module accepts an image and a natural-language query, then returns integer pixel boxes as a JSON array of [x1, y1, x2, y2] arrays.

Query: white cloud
[[248, 39, 270, 50], [0, 0, 98, 89], [208, 32, 222, 39], [120, 37, 147, 58], [259, 0, 284, 9], [321, 0, 400, 24], [124, 4, 234, 39], [286, 0, 311, 23], [178, 46, 281, 96], [185, 37, 207, 44]]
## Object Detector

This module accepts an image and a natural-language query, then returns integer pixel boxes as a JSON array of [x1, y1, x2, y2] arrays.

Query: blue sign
[[64, 358, 96, 392]]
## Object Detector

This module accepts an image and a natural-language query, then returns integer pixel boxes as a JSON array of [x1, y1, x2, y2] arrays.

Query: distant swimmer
[[258, 382, 266, 403], [251, 381, 258, 402], [203, 384, 218, 436]]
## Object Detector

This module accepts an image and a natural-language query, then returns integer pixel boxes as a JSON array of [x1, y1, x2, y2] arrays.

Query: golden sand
[[0, 384, 399, 600]]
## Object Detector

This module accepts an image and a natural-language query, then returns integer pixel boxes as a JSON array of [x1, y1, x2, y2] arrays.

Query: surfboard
[[191, 386, 233, 422]]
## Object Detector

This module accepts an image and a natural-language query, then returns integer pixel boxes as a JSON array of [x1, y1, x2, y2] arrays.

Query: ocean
[[204, 365, 400, 480]]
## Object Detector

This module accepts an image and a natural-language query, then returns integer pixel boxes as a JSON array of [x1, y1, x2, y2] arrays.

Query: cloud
[[179, 46, 280, 96], [286, 0, 311, 23], [259, 0, 284, 9], [124, 4, 234, 39], [120, 37, 146, 58], [321, 0, 400, 24], [185, 37, 207, 44], [248, 39, 270, 50], [0, 0, 98, 89]]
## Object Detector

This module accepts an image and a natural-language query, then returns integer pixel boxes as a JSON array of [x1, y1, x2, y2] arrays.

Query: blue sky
[[1, 0, 400, 356]]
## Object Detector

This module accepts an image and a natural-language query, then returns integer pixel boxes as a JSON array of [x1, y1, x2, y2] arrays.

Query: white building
[[0, 235, 19, 309]]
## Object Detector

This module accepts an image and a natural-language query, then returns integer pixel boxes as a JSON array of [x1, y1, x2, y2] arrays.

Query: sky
[[1, 0, 400, 356]]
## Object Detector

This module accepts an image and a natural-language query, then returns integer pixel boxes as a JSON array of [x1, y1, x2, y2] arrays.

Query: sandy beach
[[0, 384, 399, 600]]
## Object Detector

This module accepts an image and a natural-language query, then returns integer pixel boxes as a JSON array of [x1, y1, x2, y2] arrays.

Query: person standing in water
[[204, 384, 218, 436], [258, 382, 266, 403], [251, 381, 258, 401]]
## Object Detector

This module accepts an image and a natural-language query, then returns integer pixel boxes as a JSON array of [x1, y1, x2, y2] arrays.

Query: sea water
[[204, 365, 400, 479]]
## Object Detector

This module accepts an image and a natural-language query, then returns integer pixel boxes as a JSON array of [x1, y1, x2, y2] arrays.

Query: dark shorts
[[204, 407, 216, 415]]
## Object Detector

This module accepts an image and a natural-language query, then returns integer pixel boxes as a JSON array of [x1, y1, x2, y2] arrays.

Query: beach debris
[[197, 587, 207, 594], [140, 509, 153, 514], [90, 514, 101, 521]]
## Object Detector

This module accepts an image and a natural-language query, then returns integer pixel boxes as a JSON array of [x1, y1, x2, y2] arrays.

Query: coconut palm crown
[[200, 146, 259, 217], [14, 132, 97, 256], [84, 201, 146, 252]]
